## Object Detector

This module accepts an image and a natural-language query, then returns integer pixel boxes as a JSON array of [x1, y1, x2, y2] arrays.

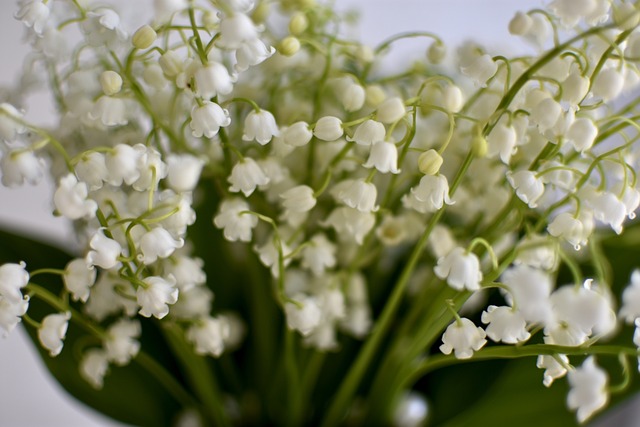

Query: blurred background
[[1, 0, 638, 426]]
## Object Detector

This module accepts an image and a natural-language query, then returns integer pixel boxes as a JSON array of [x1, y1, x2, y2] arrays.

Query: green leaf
[[0, 227, 182, 427]]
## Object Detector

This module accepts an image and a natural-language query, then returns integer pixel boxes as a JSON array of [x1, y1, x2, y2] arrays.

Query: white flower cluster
[[4, 0, 640, 424]]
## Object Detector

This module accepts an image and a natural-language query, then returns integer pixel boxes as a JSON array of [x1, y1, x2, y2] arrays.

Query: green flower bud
[[418, 149, 443, 175], [132, 25, 157, 50]]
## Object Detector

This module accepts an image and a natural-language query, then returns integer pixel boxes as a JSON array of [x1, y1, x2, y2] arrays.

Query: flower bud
[[471, 133, 488, 158], [38, 312, 71, 357], [341, 83, 365, 112], [355, 45, 375, 63], [418, 149, 443, 175], [365, 85, 386, 108], [508, 11, 532, 35], [283, 121, 313, 147], [132, 25, 157, 49], [562, 70, 589, 106], [442, 84, 463, 112], [313, 116, 343, 141], [376, 97, 406, 124], [289, 12, 308, 35], [278, 36, 300, 56], [100, 71, 122, 96], [427, 41, 446, 64]]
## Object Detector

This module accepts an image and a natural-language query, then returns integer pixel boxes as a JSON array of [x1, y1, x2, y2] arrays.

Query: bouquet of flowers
[[4, 0, 640, 425]]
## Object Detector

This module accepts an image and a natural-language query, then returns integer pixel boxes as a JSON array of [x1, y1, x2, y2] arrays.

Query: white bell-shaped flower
[[323, 207, 375, 245], [187, 316, 230, 357], [281, 185, 316, 213], [585, 190, 627, 234], [501, 264, 553, 324], [301, 234, 336, 277], [285, 295, 322, 336], [486, 122, 517, 164], [190, 101, 230, 138], [0, 262, 30, 303], [282, 121, 312, 147], [80, 349, 109, 389], [509, 11, 533, 35], [133, 146, 167, 192], [507, 170, 544, 208], [137, 275, 179, 319], [235, 38, 275, 72], [104, 318, 141, 365], [336, 179, 379, 212], [376, 97, 406, 124], [461, 54, 497, 87], [340, 82, 365, 112], [313, 116, 343, 141], [105, 144, 143, 186], [442, 85, 464, 113], [38, 312, 71, 357], [439, 317, 487, 359], [547, 212, 588, 250], [164, 256, 206, 291], [481, 305, 530, 344], [166, 154, 205, 193], [243, 109, 279, 144], [194, 62, 234, 99], [0, 295, 29, 336], [15, 0, 50, 35], [407, 175, 453, 213], [530, 97, 563, 132], [86, 229, 122, 270], [549, 280, 616, 337], [89, 96, 128, 127], [228, 157, 269, 196], [620, 270, 640, 323], [537, 354, 570, 387], [217, 13, 258, 49], [347, 119, 385, 146], [1, 149, 45, 187], [63, 259, 97, 303], [363, 140, 400, 174], [214, 198, 258, 242], [54, 174, 98, 220], [434, 247, 482, 291], [85, 273, 137, 321], [592, 67, 625, 102], [562, 70, 590, 106], [158, 191, 196, 238], [566, 117, 597, 153], [567, 357, 608, 424], [254, 235, 293, 278], [75, 152, 109, 191], [137, 227, 184, 265]]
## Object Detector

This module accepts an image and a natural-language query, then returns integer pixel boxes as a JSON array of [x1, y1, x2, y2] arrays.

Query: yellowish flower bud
[[252, 1, 270, 24], [289, 12, 308, 35], [418, 149, 443, 175], [427, 41, 446, 64], [132, 25, 157, 50], [278, 36, 301, 56], [471, 133, 488, 158], [100, 71, 123, 96], [365, 85, 386, 108]]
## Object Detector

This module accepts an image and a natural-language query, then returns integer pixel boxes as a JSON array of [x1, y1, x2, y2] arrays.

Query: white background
[[0, 1, 638, 426]]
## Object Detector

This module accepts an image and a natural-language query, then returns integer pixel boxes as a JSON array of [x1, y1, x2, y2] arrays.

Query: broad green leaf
[[0, 227, 182, 427]]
